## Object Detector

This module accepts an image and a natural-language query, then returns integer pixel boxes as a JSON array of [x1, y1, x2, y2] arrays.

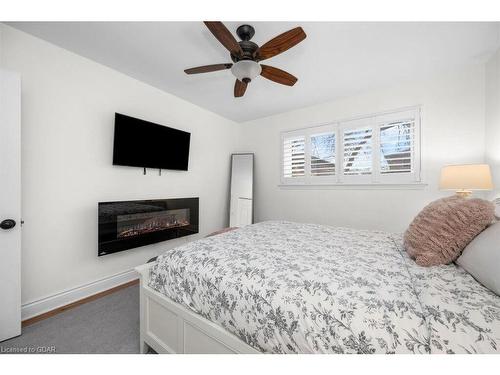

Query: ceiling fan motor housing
[[231, 41, 259, 62], [231, 24, 259, 62]]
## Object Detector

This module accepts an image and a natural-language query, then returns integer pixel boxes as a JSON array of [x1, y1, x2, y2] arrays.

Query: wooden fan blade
[[184, 63, 233, 74], [204, 21, 243, 56], [257, 27, 306, 61], [234, 79, 247, 97], [260, 65, 298, 86]]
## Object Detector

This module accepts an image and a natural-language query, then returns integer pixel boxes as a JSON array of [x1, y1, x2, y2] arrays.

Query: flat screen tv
[[113, 113, 191, 170]]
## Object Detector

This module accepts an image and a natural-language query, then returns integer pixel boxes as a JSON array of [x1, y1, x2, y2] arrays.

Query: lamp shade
[[439, 164, 493, 191], [231, 60, 262, 81]]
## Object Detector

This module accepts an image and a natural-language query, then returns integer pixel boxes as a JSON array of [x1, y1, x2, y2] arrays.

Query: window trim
[[280, 106, 422, 187]]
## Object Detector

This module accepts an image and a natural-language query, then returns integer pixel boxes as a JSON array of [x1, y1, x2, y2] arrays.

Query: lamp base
[[455, 190, 472, 198]]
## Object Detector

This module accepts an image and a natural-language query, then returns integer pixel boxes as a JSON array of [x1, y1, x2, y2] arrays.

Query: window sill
[[278, 182, 428, 190]]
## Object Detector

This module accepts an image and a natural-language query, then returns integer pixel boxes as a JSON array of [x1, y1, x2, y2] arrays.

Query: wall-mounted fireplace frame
[[98, 197, 199, 256]]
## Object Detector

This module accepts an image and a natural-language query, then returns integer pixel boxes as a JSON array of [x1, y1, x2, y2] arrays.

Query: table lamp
[[439, 164, 493, 198]]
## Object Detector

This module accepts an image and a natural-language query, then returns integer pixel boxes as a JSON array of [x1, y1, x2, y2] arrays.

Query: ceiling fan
[[184, 22, 307, 98]]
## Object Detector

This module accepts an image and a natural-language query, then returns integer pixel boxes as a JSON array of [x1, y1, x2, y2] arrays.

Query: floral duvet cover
[[148, 221, 500, 353]]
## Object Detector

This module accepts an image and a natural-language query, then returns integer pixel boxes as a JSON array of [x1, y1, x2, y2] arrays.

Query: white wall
[[485, 48, 500, 198], [239, 65, 487, 232], [0, 25, 240, 305]]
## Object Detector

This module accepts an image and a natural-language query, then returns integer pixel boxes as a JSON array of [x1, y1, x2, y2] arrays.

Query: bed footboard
[[135, 264, 259, 354]]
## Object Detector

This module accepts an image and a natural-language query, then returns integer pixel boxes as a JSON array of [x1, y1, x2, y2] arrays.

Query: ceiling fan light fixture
[[231, 60, 261, 81]]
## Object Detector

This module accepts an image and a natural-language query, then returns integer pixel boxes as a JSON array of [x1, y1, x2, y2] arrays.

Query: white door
[[0, 70, 22, 341]]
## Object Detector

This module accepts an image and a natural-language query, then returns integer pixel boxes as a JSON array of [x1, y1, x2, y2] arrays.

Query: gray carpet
[[0, 284, 140, 354]]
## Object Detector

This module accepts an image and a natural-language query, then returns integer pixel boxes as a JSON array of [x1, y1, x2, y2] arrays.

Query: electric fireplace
[[98, 198, 199, 256]]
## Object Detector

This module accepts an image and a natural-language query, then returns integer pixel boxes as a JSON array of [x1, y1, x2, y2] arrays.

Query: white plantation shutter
[[379, 119, 415, 175], [376, 108, 420, 183], [283, 135, 305, 178], [310, 132, 336, 177], [280, 107, 421, 186], [343, 127, 372, 176]]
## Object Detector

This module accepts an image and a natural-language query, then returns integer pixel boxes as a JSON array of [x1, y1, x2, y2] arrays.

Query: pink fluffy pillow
[[404, 196, 494, 267]]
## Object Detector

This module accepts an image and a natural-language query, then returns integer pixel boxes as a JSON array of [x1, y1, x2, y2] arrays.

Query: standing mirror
[[229, 153, 254, 227]]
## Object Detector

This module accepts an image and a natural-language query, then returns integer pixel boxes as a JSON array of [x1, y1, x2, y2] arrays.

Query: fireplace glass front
[[98, 198, 199, 256], [117, 208, 190, 238]]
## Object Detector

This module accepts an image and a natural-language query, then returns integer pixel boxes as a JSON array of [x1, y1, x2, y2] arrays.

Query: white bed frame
[[135, 264, 259, 354]]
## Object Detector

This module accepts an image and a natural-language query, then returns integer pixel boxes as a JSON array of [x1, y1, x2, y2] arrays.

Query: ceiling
[[7, 22, 500, 122]]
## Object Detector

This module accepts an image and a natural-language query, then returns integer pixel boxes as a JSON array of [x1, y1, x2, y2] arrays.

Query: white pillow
[[494, 197, 500, 220], [456, 222, 500, 296]]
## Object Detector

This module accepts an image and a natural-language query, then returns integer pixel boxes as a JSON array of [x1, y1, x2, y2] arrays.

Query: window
[[379, 119, 415, 175], [310, 132, 335, 176], [281, 107, 421, 186]]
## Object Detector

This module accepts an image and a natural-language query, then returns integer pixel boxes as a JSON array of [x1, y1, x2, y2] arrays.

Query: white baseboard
[[21, 269, 138, 321]]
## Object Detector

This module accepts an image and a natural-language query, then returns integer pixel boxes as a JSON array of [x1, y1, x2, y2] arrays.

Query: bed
[[135, 221, 500, 354]]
